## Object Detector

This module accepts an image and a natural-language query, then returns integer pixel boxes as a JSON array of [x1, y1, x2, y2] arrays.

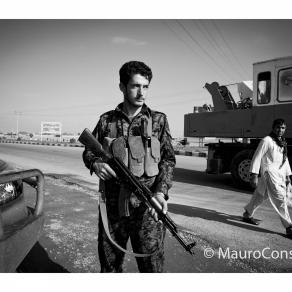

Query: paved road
[[1, 143, 292, 272]]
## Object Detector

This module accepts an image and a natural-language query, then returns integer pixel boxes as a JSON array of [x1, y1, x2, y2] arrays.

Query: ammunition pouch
[[144, 137, 160, 177], [128, 136, 145, 177], [111, 136, 128, 167]]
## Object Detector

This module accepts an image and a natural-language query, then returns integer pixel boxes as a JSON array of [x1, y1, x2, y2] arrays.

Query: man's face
[[120, 74, 150, 108], [272, 123, 286, 138]]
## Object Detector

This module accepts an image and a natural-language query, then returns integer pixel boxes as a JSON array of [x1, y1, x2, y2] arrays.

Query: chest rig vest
[[102, 114, 161, 218], [102, 114, 161, 178]]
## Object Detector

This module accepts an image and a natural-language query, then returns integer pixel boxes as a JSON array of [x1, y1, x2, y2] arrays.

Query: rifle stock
[[79, 128, 196, 255]]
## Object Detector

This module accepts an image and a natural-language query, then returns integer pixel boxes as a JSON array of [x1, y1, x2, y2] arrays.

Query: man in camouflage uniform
[[82, 61, 176, 272]]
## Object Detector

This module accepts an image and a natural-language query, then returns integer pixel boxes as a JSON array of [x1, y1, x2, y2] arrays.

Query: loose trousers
[[245, 171, 292, 229]]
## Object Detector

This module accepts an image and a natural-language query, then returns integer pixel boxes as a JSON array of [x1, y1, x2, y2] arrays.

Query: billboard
[[41, 122, 62, 142]]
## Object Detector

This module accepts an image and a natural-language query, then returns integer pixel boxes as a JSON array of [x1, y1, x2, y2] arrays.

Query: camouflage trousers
[[98, 204, 166, 273]]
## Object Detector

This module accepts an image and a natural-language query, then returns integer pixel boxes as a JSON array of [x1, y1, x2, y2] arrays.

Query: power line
[[212, 20, 250, 79], [175, 20, 234, 81], [163, 20, 205, 60], [194, 20, 247, 81], [163, 20, 230, 81]]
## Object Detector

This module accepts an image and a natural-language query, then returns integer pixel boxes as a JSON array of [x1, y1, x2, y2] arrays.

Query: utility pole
[[14, 111, 22, 139]]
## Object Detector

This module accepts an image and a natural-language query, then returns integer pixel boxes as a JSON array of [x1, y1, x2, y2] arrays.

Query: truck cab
[[252, 56, 292, 137]]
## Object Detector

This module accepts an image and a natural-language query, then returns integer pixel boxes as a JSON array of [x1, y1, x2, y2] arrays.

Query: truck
[[184, 56, 292, 189]]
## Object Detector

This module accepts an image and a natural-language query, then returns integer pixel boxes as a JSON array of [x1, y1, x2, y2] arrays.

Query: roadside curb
[[0, 140, 207, 157], [0, 140, 84, 148], [174, 149, 207, 157]]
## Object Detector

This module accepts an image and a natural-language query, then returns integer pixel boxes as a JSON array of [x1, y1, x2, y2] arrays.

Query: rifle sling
[[99, 191, 163, 257]]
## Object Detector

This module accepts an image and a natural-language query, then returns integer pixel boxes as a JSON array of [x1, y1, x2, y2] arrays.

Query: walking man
[[243, 118, 292, 238], [82, 61, 176, 272]]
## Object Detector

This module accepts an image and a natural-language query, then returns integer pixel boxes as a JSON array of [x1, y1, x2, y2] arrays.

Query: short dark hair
[[272, 118, 286, 128], [119, 61, 153, 86]]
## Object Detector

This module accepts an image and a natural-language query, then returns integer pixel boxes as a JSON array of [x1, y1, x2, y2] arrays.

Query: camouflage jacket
[[82, 103, 176, 200]]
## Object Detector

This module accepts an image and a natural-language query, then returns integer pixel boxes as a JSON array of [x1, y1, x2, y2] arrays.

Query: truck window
[[278, 68, 292, 102], [257, 72, 271, 104]]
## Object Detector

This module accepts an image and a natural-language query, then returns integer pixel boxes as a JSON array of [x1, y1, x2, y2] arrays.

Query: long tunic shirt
[[250, 136, 292, 195]]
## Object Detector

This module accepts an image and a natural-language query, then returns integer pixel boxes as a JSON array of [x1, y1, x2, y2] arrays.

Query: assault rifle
[[79, 128, 196, 255]]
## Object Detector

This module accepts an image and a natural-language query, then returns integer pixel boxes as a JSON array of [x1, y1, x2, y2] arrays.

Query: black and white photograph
[[1, 1, 292, 283]]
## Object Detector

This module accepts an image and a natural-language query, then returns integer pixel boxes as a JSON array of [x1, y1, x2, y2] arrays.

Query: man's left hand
[[148, 192, 167, 222]]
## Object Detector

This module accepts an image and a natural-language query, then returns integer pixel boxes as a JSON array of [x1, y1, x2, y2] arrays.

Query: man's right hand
[[250, 173, 258, 188], [93, 162, 117, 181]]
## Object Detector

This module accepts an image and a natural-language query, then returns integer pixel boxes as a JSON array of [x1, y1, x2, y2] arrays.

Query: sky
[[1, 18, 292, 137]]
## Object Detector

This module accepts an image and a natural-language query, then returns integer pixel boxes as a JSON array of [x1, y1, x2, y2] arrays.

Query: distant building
[[31, 133, 79, 143], [41, 121, 62, 142], [1, 127, 80, 144], [3, 132, 17, 139]]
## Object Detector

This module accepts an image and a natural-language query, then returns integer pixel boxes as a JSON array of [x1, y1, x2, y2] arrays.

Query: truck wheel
[[230, 150, 255, 189]]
